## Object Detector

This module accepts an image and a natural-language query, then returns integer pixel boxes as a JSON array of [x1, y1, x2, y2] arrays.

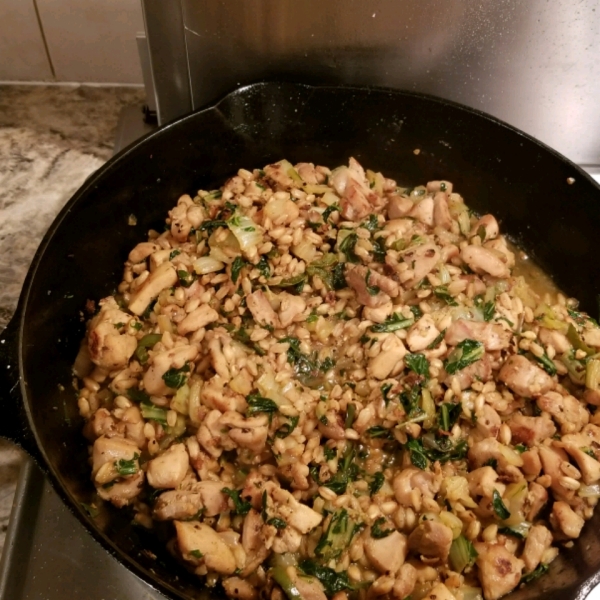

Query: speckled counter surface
[[0, 84, 145, 553]]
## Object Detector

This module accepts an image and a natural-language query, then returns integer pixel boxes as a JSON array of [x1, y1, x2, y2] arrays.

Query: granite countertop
[[0, 84, 144, 553]]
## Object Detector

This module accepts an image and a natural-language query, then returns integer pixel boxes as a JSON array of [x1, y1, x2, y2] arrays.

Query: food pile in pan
[[74, 158, 600, 600]]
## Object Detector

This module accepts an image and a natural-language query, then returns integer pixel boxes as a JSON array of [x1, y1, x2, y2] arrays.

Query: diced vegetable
[[492, 489, 511, 520], [370, 517, 394, 539], [567, 324, 596, 355], [141, 401, 168, 425], [171, 383, 190, 415], [270, 566, 303, 600], [134, 333, 163, 364], [586, 359, 600, 391], [520, 563, 549, 585], [449, 535, 478, 573], [314, 508, 360, 560], [298, 561, 356, 596], [227, 213, 264, 252], [246, 393, 279, 416], [115, 453, 139, 476], [162, 363, 191, 389], [405, 353, 430, 378], [192, 255, 225, 275], [444, 339, 484, 374], [222, 487, 251, 515], [370, 312, 414, 333]]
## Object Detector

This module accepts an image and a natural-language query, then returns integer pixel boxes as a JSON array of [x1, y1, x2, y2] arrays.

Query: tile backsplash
[[0, 0, 143, 84]]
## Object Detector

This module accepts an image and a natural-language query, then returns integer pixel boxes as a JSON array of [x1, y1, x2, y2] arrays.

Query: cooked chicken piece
[[97, 471, 144, 507], [341, 178, 372, 221], [433, 192, 452, 230], [264, 196, 300, 225], [537, 391, 589, 434], [392, 563, 417, 600], [521, 448, 542, 479], [272, 522, 303, 554], [128, 241, 160, 263], [539, 445, 574, 501], [128, 261, 178, 315], [202, 374, 246, 413], [507, 414, 556, 447], [406, 314, 441, 352], [264, 161, 296, 189], [222, 577, 257, 600], [461, 245, 510, 279], [471, 214, 499, 241], [498, 355, 555, 398], [467, 466, 499, 498], [143, 343, 198, 396], [242, 509, 263, 553], [223, 413, 269, 453], [448, 352, 493, 390], [154, 490, 203, 520], [522, 524, 552, 572], [408, 521, 453, 561], [393, 468, 440, 508], [246, 290, 279, 328], [364, 530, 408, 574], [146, 443, 189, 489], [317, 412, 346, 440], [278, 292, 307, 328], [550, 501, 585, 539], [363, 300, 394, 324], [401, 243, 441, 287], [87, 297, 137, 370], [538, 327, 571, 354], [192, 480, 229, 516], [445, 319, 511, 351], [475, 404, 502, 439], [475, 543, 524, 600], [169, 194, 198, 242], [483, 237, 515, 268], [296, 162, 319, 185], [562, 442, 600, 484], [177, 304, 219, 335], [582, 327, 600, 348], [87, 408, 116, 439], [345, 264, 398, 308], [421, 583, 456, 600], [388, 194, 413, 219], [175, 521, 237, 575], [368, 334, 406, 379], [270, 487, 323, 533], [524, 481, 548, 521], [241, 469, 268, 510], [92, 435, 139, 477], [468, 438, 523, 470], [409, 196, 434, 227]]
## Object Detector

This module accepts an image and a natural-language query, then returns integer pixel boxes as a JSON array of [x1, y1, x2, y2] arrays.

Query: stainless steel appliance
[[2, 1, 600, 598]]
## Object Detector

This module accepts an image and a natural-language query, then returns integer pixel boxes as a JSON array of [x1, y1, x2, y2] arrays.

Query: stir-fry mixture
[[74, 158, 600, 600]]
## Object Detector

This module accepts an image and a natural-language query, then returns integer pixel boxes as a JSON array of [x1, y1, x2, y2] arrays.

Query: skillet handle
[[0, 315, 44, 464]]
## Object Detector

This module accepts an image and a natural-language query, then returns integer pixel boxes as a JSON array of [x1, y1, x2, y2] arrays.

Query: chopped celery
[[141, 401, 168, 425], [271, 566, 303, 600], [449, 535, 478, 573], [567, 324, 596, 355], [314, 508, 360, 561], [586, 358, 600, 390], [227, 213, 263, 252], [134, 333, 162, 364]]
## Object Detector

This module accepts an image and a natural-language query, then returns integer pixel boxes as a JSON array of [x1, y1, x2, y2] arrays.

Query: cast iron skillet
[[1, 82, 599, 600]]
